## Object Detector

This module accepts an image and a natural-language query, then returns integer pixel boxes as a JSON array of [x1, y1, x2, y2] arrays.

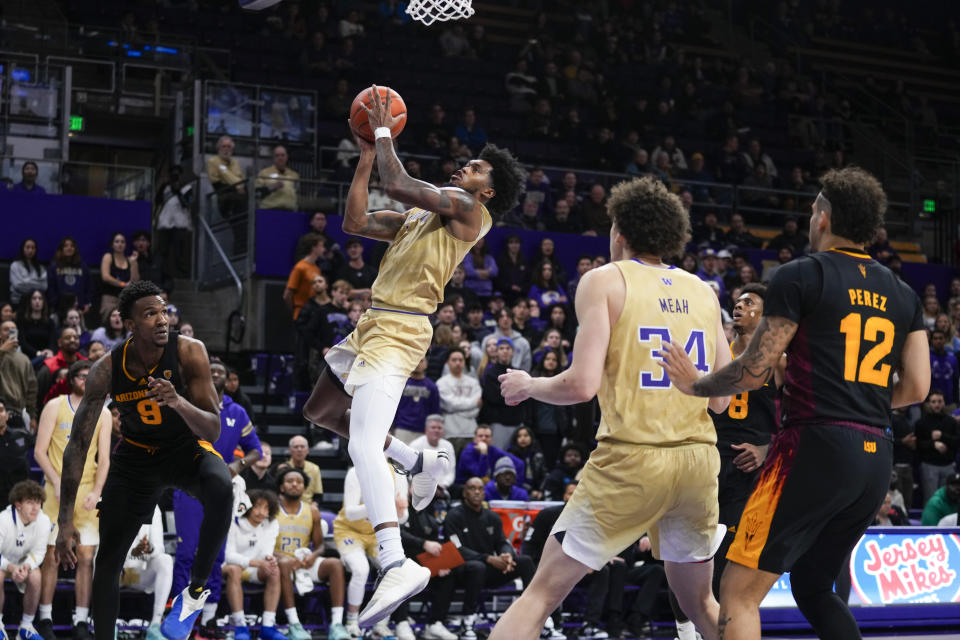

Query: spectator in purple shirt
[[484, 456, 530, 501], [12, 162, 46, 194], [171, 358, 262, 626], [527, 261, 569, 312], [391, 357, 441, 443], [462, 237, 498, 299], [456, 424, 525, 485], [930, 330, 959, 406]]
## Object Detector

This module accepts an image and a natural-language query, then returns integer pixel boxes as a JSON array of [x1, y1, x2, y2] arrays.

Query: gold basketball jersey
[[48, 395, 103, 485], [371, 204, 492, 314], [596, 260, 719, 447], [275, 501, 313, 557]]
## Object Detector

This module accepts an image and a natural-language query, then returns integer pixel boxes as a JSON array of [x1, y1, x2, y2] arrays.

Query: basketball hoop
[[406, 0, 475, 25]]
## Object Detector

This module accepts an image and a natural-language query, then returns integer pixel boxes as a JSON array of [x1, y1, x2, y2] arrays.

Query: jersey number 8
[[637, 327, 709, 389]]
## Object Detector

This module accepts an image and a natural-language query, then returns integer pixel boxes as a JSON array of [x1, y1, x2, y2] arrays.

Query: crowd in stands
[[2, 0, 960, 637]]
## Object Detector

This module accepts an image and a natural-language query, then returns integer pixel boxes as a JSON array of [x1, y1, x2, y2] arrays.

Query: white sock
[[346, 610, 358, 625], [201, 602, 217, 625], [73, 608, 89, 626], [330, 606, 344, 626], [21, 613, 34, 627], [285, 608, 300, 625], [385, 436, 419, 470], [38, 605, 52, 620], [375, 526, 405, 568], [676, 619, 696, 640], [464, 613, 476, 628], [262, 611, 276, 627], [230, 611, 246, 626], [347, 376, 407, 564]]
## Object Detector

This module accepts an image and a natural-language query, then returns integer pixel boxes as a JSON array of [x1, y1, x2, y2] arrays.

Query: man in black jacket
[[443, 477, 535, 639]]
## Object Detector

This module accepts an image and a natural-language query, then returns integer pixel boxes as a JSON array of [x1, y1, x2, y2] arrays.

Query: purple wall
[[0, 191, 152, 263], [254, 209, 610, 279], [252, 209, 957, 300]]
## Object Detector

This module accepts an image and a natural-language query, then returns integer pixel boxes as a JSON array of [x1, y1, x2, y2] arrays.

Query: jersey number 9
[[136, 399, 163, 425]]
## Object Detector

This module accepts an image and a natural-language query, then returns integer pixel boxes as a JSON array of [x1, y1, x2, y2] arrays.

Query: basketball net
[[406, 0, 475, 25]]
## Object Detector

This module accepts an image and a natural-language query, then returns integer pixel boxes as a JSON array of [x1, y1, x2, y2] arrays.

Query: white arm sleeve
[[342, 468, 368, 521], [25, 514, 51, 569], [223, 518, 248, 567], [257, 519, 281, 559], [0, 512, 12, 571], [395, 474, 409, 525], [440, 440, 456, 487], [147, 507, 165, 560]]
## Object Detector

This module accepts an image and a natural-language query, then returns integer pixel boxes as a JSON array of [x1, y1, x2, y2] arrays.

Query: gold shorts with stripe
[[551, 441, 722, 570], [325, 308, 433, 395]]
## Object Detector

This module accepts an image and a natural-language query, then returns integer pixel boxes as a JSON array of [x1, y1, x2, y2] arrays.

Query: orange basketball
[[350, 86, 407, 143]]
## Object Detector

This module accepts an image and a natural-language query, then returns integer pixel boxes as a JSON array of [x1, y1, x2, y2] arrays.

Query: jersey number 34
[[637, 327, 709, 389]]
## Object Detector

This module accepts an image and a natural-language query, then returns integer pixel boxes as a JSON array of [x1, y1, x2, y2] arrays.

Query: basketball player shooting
[[302, 85, 526, 626], [55, 281, 233, 640]]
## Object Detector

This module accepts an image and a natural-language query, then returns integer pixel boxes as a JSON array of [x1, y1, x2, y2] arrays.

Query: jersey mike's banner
[[762, 527, 960, 608], [850, 528, 960, 605]]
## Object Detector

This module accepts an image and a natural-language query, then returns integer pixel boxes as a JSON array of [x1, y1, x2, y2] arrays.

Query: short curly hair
[[245, 488, 280, 521], [478, 144, 526, 216], [9, 479, 44, 506], [819, 166, 887, 245], [606, 177, 690, 258], [118, 280, 165, 321]]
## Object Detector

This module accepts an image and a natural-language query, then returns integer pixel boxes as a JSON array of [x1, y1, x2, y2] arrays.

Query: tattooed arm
[[342, 135, 406, 242], [375, 136, 476, 224], [661, 315, 798, 397], [56, 356, 111, 567], [361, 85, 479, 230]]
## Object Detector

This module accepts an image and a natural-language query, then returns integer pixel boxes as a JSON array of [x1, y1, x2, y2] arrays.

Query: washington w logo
[[662, 277, 672, 286]]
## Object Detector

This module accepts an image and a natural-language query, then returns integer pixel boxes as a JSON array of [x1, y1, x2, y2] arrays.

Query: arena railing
[[0, 156, 153, 201]]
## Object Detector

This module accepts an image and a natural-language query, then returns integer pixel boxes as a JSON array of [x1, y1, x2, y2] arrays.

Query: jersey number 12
[[839, 313, 894, 387], [637, 327, 709, 389]]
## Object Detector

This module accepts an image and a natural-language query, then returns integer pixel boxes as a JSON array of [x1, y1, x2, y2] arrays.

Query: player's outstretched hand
[[499, 369, 533, 406], [55, 521, 81, 569], [658, 340, 698, 395], [732, 443, 769, 473], [146, 376, 181, 409], [363, 85, 402, 133]]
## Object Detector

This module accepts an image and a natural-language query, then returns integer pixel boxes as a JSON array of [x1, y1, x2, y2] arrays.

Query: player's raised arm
[[342, 125, 406, 241], [57, 355, 111, 567], [892, 329, 931, 408], [150, 336, 220, 443], [362, 85, 478, 224]]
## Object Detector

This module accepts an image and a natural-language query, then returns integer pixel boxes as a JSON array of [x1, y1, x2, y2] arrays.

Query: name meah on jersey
[[596, 260, 719, 447], [110, 332, 194, 448], [765, 249, 923, 432]]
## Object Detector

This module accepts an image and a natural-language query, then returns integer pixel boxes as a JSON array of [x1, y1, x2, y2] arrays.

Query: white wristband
[[374, 126, 392, 140]]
